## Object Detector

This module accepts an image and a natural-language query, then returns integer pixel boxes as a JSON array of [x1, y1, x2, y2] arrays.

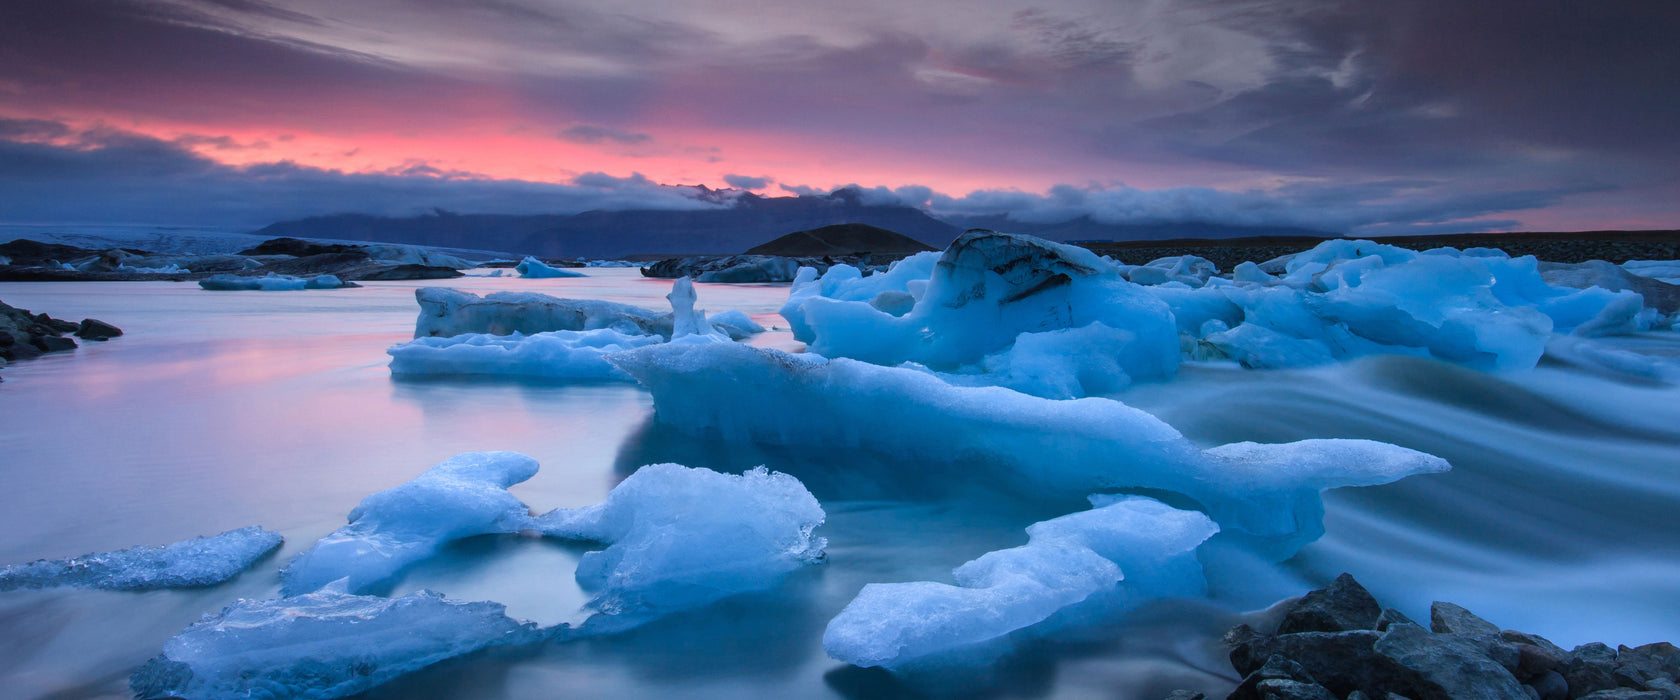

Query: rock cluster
[[0, 237, 466, 282], [1171, 574, 1680, 700], [0, 300, 123, 377]]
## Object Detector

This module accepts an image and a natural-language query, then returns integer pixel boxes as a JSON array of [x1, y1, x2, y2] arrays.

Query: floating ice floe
[[387, 328, 662, 380], [823, 495, 1217, 668], [515, 255, 587, 278], [280, 452, 538, 596], [130, 585, 542, 700], [781, 232, 1180, 394], [532, 463, 827, 634], [198, 273, 348, 290], [608, 342, 1448, 556], [1622, 259, 1680, 285], [0, 526, 281, 592], [411, 286, 761, 341]]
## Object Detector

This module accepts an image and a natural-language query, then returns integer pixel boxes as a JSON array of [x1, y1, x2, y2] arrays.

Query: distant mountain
[[941, 215, 1335, 243], [251, 191, 1337, 258], [745, 223, 936, 257], [254, 191, 961, 259]]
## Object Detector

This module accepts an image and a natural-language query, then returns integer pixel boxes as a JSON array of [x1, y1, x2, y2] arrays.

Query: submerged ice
[[607, 342, 1448, 555], [823, 495, 1218, 668], [532, 463, 827, 633], [0, 526, 281, 591], [388, 328, 662, 380], [280, 451, 538, 596], [199, 273, 348, 291], [131, 586, 541, 700]]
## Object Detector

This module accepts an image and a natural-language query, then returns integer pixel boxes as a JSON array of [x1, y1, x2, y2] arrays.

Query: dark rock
[[0, 239, 102, 267], [31, 335, 77, 353], [1617, 643, 1680, 686], [35, 313, 80, 334], [1166, 691, 1207, 700], [641, 254, 820, 283], [1230, 655, 1316, 697], [1257, 679, 1335, 700], [1379, 608, 1418, 632], [1531, 671, 1570, 700], [352, 264, 461, 281], [1515, 643, 1568, 681], [1431, 602, 1503, 639], [1564, 643, 1620, 698], [1505, 631, 1573, 662], [1577, 690, 1670, 700], [75, 319, 123, 341], [1277, 573, 1383, 634], [1231, 630, 1391, 697], [1374, 622, 1527, 700], [236, 237, 364, 257]]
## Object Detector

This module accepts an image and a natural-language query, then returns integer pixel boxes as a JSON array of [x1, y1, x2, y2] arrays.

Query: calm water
[[1, 268, 1677, 699]]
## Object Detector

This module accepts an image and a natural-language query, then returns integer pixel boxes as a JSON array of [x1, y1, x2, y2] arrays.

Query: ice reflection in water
[[0, 269, 1675, 699]]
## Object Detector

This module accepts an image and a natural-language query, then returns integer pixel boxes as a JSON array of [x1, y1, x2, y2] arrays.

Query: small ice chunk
[[974, 322, 1142, 398], [822, 496, 1218, 668], [387, 329, 661, 380], [0, 526, 282, 592], [515, 256, 587, 278], [531, 464, 826, 633], [280, 452, 539, 596], [667, 277, 725, 341], [131, 586, 541, 700], [706, 308, 766, 335], [1204, 322, 1337, 369]]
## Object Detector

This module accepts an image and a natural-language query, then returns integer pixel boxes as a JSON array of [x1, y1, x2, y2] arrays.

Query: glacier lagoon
[[1, 267, 1679, 698]]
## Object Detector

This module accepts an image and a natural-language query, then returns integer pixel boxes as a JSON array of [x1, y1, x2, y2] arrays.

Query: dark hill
[[745, 223, 936, 257]]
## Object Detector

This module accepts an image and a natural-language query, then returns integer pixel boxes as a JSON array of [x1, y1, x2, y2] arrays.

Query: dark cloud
[[0, 123, 720, 227], [558, 125, 652, 145], [723, 174, 771, 189]]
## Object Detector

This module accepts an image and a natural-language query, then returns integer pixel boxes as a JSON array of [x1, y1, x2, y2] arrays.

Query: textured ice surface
[[131, 586, 541, 700], [199, 273, 346, 291], [387, 328, 661, 379], [823, 495, 1217, 668], [0, 526, 281, 592], [782, 232, 1178, 389], [1150, 240, 1672, 372], [515, 256, 587, 278], [705, 308, 764, 335], [412, 286, 762, 341], [608, 342, 1448, 553], [1623, 259, 1680, 285], [413, 287, 669, 338], [531, 464, 826, 633], [280, 452, 539, 596], [666, 277, 727, 341]]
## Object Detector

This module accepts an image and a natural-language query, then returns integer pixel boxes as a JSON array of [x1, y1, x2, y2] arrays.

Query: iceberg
[[823, 495, 1217, 668], [198, 273, 348, 290], [280, 452, 538, 596], [782, 231, 1179, 387], [413, 287, 669, 339], [607, 342, 1448, 554], [412, 284, 765, 341], [0, 526, 281, 592], [515, 256, 587, 278], [531, 464, 826, 633], [387, 328, 662, 380], [131, 586, 542, 700]]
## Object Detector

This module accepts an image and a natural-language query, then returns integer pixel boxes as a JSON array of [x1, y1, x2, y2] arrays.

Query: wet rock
[[1617, 644, 1680, 687], [32, 335, 77, 353], [1505, 631, 1572, 661], [34, 313, 80, 334], [75, 319, 123, 341], [1531, 671, 1570, 700], [1515, 643, 1568, 681], [1229, 655, 1322, 700], [1374, 622, 1527, 700], [1577, 690, 1670, 700], [1257, 679, 1335, 700], [1378, 608, 1417, 632], [1165, 691, 1207, 700], [1231, 630, 1391, 696], [1277, 573, 1382, 634], [1566, 643, 1622, 698], [1430, 601, 1503, 639]]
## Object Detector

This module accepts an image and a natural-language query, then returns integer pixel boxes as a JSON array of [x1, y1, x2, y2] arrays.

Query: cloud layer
[[0, 0, 1676, 231]]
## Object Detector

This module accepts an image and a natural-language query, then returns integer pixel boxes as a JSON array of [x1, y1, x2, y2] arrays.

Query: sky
[[1, 0, 1677, 235]]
